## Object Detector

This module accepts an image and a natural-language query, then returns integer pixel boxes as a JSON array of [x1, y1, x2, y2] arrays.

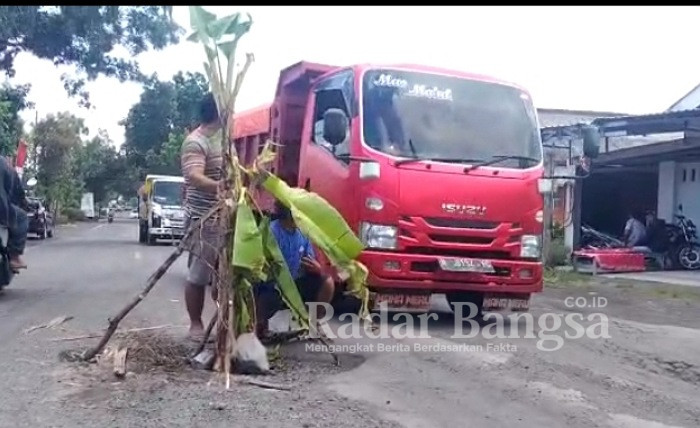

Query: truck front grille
[[423, 217, 501, 230], [398, 215, 522, 260]]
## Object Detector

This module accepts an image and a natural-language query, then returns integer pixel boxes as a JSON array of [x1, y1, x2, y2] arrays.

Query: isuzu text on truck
[[232, 61, 599, 314]]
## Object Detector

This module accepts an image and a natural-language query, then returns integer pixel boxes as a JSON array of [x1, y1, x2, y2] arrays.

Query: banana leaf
[[233, 276, 254, 336], [231, 196, 266, 281], [188, 6, 216, 44], [262, 175, 364, 260]]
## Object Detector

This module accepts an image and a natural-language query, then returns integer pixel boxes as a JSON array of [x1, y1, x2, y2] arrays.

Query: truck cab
[[137, 175, 186, 245], [234, 61, 549, 314]]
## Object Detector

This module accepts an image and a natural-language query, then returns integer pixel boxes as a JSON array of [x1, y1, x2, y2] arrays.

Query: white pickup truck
[[137, 175, 186, 245]]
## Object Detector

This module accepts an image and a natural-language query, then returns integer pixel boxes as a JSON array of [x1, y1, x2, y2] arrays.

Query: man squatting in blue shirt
[[254, 200, 335, 336]]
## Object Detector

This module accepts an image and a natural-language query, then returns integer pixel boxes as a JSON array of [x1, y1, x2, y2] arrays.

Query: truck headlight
[[360, 222, 398, 250], [520, 235, 541, 259]]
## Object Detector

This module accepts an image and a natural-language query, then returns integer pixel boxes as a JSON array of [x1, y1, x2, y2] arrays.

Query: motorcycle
[[580, 224, 624, 249], [0, 225, 14, 293], [667, 205, 700, 270]]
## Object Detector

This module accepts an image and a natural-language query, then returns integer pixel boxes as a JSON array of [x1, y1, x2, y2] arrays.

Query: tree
[[172, 71, 209, 131], [144, 132, 185, 176], [122, 76, 176, 157], [0, 6, 180, 107], [0, 83, 32, 155], [74, 131, 128, 203], [121, 70, 209, 176], [33, 112, 86, 212]]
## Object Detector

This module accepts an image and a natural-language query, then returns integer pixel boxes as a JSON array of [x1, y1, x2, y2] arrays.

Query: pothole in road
[[58, 331, 366, 380]]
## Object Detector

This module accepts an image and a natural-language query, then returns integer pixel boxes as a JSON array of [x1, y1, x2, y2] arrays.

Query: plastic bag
[[234, 332, 270, 375]]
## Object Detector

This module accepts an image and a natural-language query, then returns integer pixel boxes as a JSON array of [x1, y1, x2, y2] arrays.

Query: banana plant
[[187, 6, 370, 369]]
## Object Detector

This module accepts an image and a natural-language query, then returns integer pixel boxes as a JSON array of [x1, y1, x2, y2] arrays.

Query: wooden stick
[[113, 347, 128, 378], [80, 206, 222, 362], [238, 377, 292, 391], [81, 247, 185, 361], [191, 311, 218, 358]]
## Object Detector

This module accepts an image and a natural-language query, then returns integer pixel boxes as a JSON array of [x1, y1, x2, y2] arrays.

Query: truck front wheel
[[446, 291, 485, 319], [138, 222, 147, 244]]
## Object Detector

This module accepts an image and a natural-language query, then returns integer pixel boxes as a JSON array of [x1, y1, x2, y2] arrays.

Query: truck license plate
[[483, 293, 530, 311], [438, 257, 495, 273], [373, 293, 432, 311]]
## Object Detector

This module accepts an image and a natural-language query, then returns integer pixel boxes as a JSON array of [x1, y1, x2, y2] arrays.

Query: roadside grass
[[544, 268, 593, 290], [624, 282, 700, 302], [545, 268, 700, 302]]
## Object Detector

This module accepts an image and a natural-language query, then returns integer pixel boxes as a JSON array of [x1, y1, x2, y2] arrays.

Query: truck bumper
[[149, 227, 185, 238], [360, 251, 543, 294]]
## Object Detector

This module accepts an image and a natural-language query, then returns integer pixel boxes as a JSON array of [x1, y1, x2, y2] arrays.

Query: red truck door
[[298, 69, 359, 233]]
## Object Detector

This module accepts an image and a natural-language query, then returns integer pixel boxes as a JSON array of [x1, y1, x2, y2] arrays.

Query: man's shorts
[[254, 272, 327, 321], [186, 218, 223, 287]]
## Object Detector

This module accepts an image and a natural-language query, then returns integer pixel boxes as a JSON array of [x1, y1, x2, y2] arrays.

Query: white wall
[[657, 161, 700, 226], [657, 161, 676, 222], [675, 162, 700, 225]]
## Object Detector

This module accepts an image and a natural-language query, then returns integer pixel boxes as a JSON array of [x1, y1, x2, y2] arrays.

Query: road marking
[[91, 224, 105, 231], [134, 251, 142, 260]]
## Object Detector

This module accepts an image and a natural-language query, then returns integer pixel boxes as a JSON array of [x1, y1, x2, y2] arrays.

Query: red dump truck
[[232, 61, 555, 314]]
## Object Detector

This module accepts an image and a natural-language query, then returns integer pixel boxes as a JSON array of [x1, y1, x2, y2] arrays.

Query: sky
[[9, 6, 700, 147]]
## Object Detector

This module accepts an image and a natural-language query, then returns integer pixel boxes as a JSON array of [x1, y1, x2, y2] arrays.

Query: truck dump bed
[[231, 61, 337, 212]]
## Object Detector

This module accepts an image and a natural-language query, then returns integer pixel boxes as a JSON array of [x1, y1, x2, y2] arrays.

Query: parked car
[[26, 197, 55, 239], [129, 208, 138, 219]]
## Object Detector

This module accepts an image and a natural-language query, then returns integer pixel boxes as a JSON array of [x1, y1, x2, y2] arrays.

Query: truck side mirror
[[323, 108, 348, 147], [582, 125, 600, 159]]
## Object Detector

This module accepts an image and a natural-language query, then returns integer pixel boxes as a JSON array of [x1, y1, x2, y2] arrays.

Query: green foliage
[[32, 114, 133, 212], [33, 112, 86, 212], [122, 77, 176, 157], [232, 197, 266, 277], [546, 237, 570, 268], [188, 6, 370, 344], [0, 83, 32, 155], [173, 71, 209, 131], [187, 6, 253, 116], [551, 222, 565, 240], [73, 131, 126, 203], [0, 6, 180, 107], [62, 207, 86, 223], [121, 71, 209, 180]]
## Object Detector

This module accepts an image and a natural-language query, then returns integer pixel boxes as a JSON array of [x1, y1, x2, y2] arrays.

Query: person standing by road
[[623, 211, 647, 248], [180, 93, 224, 341]]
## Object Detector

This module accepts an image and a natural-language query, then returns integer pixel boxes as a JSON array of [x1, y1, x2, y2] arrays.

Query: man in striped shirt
[[181, 93, 223, 340]]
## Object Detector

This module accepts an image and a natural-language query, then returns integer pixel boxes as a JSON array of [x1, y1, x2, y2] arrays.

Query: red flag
[[15, 139, 27, 168]]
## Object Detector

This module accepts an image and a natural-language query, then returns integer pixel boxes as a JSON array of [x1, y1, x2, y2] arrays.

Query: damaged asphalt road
[[0, 220, 699, 427]]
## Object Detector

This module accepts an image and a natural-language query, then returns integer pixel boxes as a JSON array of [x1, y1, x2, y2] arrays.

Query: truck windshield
[[361, 69, 542, 168], [152, 181, 183, 207]]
